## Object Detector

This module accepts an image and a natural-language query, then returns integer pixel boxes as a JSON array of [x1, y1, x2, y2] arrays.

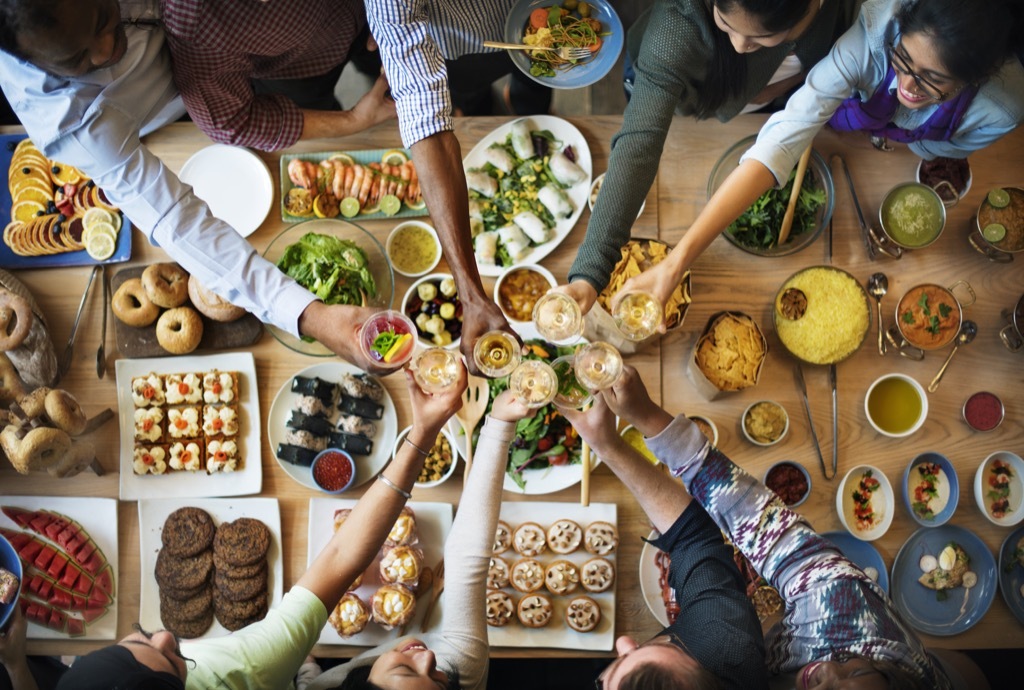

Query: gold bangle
[[404, 436, 430, 457], [377, 474, 412, 499]]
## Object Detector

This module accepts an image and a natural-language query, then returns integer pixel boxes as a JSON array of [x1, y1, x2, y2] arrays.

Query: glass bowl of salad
[[503, 0, 624, 89], [707, 135, 835, 257]]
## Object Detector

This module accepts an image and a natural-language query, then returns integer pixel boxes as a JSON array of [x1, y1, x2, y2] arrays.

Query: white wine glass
[[551, 355, 593, 409], [532, 290, 585, 344], [509, 360, 558, 408], [574, 341, 624, 391], [613, 290, 663, 341], [473, 330, 522, 379], [412, 347, 460, 394]]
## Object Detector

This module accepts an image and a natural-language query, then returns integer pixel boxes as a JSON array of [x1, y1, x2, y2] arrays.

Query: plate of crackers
[[138, 498, 282, 641], [0, 135, 132, 268]]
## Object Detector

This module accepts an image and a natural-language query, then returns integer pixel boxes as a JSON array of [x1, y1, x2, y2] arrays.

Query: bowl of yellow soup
[[387, 220, 442, 277], [865, 373, 928, 438]]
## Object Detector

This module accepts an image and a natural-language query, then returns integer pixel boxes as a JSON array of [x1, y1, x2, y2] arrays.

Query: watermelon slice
[[75, 540, 97, 563], [56, 525, 80, 550], [18, 597, 71, 633], [60, 566, 78, 590], [44, 518, 69, 541], [73, 572, 92, 596], [1, 506, 35, 528], [93, 566, 114, 597], [81, 607, 106, 624], [2, 530, 31, 550], [33, 545, 56, 570], [46, 552, 68, 580], [83, 551, 104, 578], [87, 587, 111, 608], [48, 588, 72, 610], [29, 514, 53, 533], [66, 618, 86, 637]]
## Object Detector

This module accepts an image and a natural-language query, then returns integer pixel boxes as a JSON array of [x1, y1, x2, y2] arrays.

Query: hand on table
[[458, 298, 518, 377], [297, 302, 393, 376]]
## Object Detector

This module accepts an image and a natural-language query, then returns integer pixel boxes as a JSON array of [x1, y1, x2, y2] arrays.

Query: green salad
[[276, 232, 376, 306], [726, 169, 827, 250]]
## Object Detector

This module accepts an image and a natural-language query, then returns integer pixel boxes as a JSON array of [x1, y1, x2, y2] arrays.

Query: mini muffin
[[167, 406, 201, 440], [580, 557, 615, 594], [165, 373, 204, 405], [544, 559, 580, 596], [169, 441, 203, 472], [487, 556, 510, 590], [510, 558, 544, 593], [203, 405, 239, 437], [565, 595, 601, 633], [379, 546, 423, 588], [517, 593, 553, 628], [371, 584, 416, 630], [132, 373, 165, 407], [207, 439, 239, 473], [134, 407, 164, 443], [546, 519, 583, 554], [512, 522, 547, 557], [584, 521, 619, 555], [385, 507, 418, 547], [133, 445, 167, 475], [330, 593, 370, 637], [203, 371, 238, 404], [486, 589, 516, 627], [492, 520, 513, 555]]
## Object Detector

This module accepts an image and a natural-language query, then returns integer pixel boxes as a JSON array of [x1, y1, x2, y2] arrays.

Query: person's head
[[890, 0, 1024, 109], [0, 0, 127, 76], [53, 625, 188, 690], [344, 638, 456, 690], [797, 654, 926, 690], [594, 634, 723, 690]]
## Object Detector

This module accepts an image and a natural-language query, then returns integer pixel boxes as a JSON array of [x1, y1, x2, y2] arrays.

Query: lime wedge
[[86, 232, 115, 260], [379, 194, 402, 217], [987, 188, 1010, 208], [340, 196, 361, 218], [982, 223, 1007, 243]]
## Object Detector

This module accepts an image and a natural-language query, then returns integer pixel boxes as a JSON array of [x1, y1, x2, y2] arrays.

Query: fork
[[482, 41, 593, 61], [419, 558, 445, 633]]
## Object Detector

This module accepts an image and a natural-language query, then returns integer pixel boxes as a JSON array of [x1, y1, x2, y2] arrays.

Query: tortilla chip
[[694, 313, 765, 391], [598, 239, 692, 329]]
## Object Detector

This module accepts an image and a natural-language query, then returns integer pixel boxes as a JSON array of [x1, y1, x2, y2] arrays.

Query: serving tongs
[[831, 154, 878, 261], [794, 364, 836, 480], [57, 265, 101, 381]]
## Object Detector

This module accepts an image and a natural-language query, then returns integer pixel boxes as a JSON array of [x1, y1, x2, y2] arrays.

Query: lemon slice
[[82, 221, 118, 246], [82, 207, 113, 231], [86, 232, 115, 260], [404, 197, 426, 211], [328, 153, 355, 166], [987, 188, 1010, 208], [381, 149, 409, 166], [284, 188, 314, 216], [379, 194, 402, 217], [340, 197, 361, 218], [982, 223, 1006, 243], [313, 194, 340, 218]]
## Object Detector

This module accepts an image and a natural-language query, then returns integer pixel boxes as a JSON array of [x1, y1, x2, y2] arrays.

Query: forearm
[[300, 109, 369, 141], [590, 439, 690, 533], [1, 662, 38, 690]]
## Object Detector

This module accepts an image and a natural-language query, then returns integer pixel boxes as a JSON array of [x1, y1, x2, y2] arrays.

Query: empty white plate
[[179, 144, 273, 237]]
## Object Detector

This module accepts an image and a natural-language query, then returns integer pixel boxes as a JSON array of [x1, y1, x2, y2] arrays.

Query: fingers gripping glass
[[887, 41, 950, 102], [594, 633, 687, 689]]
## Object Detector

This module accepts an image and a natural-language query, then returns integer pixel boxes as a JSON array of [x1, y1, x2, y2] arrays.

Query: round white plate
[[268, 362, 398, 491], [639, 533, 670, 627], [463, 115, 592, 277], [179, 144, 273, 237]]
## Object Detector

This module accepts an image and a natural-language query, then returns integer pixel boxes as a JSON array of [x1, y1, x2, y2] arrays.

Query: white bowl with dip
[[741, 400, 788, 447], [865, 374, 928, 438], [836, 464, 894, 541], [387, 220, 441, 277], [492, 263, 557, 326], [974, 451, 1024, 527]]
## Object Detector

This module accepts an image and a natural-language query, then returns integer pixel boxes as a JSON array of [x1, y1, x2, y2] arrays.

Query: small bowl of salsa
[[311, 449, 356, 493], [764, 461, 811, 508], [493, 263, 556, 323], [387, 221, 442, 277]]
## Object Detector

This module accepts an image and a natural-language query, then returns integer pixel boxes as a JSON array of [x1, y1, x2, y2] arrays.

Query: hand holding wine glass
[[411, 347, 460, 394], [508, 359, 558, 408], [573, 341, 624, 392], [532, 290, 585, 344], [613, 290, 663, 341], [473, 329, 522, 378]]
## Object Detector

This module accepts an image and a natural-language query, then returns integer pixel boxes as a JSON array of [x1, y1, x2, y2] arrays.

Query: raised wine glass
[[509, 360, 558, 408], [532, 290, 585, 344], [412, 347, 460, 394], [573, 341, 624, 392], [472, 330, 522, 379], [551, 355, 593, 409], [613, 290, 663, 341]]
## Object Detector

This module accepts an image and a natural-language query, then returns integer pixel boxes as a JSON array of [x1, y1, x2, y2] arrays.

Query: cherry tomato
[[537, 437, 554, 451], [549, 451, 569, 466]]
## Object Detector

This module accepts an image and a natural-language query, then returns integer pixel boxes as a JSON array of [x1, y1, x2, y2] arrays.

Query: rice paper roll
[[484, 143, 515, 173], [475, 230, 499, 265], [467, 170, 498, 198], [497, 223, 530, 248], [468, 199, 485, 220], [510, 119, 535, 160], [469, 217, 484, 238], [538, 184, 574, 218], [504, 238, 532, 262], [549, 150, 587, 187], [513, 211, 553, 244]]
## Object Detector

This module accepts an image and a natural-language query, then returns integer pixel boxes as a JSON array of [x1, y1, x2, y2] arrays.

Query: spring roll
[[475, 230, 499, 265], [469, 199, 485, 220], [505, 238, 532, 262], [497, 223, 530, 248], [513, 211, 553, 244], [467, 170, 498, 198], [469, 217, 484, 238], [510, 119, 535, 160], [484, 143, 515, 173], [549, 150, 587, 187], [538, 184, 574, 218]]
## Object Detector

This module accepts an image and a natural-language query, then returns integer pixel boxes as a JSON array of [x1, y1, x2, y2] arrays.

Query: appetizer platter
[[179, 144, 273, 238], [307, 499, 453, 645], [997, 525, 1024, 626], [138, 498, 282, 641], [268, 362, 398, 492], [1, 134, 132, 268], [115, 352, 262, 500], [464, 115, 592, 276], [487, 502, 616, 651], [0, 497, 118, 640], [890, 525, 996, 635]]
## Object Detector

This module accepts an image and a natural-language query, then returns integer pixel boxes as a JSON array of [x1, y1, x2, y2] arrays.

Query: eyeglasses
[[594, 633, 686, 689], [886, 40, 951, 102]]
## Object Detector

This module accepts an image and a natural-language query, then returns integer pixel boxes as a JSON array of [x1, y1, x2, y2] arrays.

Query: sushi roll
[[549, 150, 587, 187], [291, 376, 336, 405], [295, 394, 331, 417], [475, 230, 499, 265], [510, 119, 535, 160], [513, 211, 553, 244], [329, 431, 375, 456], [484, 143, 515, 173], [339, 394, 385, 420], [285, 429, 329, 452], [339, 373, 384, 403], [277, 443, 318, 467], [538, 184, 574, 219], [467, 170, 498, 198], [287, 410, 335, 436], [338, 414, 377, 437]]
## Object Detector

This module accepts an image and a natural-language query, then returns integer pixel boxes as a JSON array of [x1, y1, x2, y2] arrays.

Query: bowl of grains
[[773, 266, 870, 365]]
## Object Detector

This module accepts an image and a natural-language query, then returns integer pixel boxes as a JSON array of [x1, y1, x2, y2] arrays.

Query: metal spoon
[[867, 273, 889, 355], [928, 320, 978, 392], [96, 266, 108, 379]]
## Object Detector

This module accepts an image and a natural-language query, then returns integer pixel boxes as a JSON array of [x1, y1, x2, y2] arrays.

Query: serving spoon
[[928, 320, 978, 392], [867, 273, 889, 355]]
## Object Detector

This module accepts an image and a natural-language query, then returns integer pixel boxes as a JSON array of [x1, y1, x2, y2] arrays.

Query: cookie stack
[[155, 507, 216, 638], [213, 518, 270, 631]]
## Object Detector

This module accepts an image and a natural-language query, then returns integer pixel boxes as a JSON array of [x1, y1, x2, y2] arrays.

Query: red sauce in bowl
[[312, 450, 355, 492], [766, 462, 810, 506]]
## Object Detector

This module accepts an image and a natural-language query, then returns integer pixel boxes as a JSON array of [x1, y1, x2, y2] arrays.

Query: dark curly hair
[[0, 0, 62, 59], [616, 660, 723, 690]]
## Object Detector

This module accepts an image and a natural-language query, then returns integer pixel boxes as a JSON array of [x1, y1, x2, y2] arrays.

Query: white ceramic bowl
[[686, 414, 719, 447], [386, 220, 442, 277], [836, 464, 895, 541], [402, 272, 462, 349], [864, 373, 928, 438], [393, 425, 459, 489], [974, 451, 1024, 527], [492, 263, 557, 324], [588, 172, 646, 218], [741, 400, 789, 447]]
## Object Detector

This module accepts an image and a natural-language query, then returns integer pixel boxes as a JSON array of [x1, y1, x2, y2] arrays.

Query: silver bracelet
[[377, 474, 412, 499], [404, 436, 431, 456]]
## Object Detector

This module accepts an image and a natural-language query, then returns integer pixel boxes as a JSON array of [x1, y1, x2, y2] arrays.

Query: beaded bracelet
[[377, 474, 412, 500], [404, 436, 431, 457]]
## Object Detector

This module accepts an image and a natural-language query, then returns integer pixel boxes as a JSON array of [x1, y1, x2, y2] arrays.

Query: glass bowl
[[707, 135, 835, 257], [262, 218, 394, 356]]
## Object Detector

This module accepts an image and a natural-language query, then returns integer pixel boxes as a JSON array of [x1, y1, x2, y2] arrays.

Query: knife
[[829, 363, 838, 480], [793, 364, 831, 479]]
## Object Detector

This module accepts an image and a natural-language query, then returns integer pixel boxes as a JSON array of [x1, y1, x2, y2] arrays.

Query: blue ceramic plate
[[997, 525, 1024, 626], [902, 451, 959, 527], [890, 525, 996, 636], [503, 0, 624, 89], [0, 532, 22, 631], [0, 134, 132, 269], [822, 531, 889, 593]]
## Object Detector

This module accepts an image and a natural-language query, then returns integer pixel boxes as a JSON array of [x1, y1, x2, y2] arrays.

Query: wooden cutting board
[[112, 266, 263, 358]]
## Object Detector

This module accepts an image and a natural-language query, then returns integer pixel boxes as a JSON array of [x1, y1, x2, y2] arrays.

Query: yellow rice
[[775, 268, 869, 364]]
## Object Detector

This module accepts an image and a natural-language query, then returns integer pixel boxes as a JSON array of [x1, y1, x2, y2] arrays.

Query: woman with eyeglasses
[[609, 0, 1024, 312]]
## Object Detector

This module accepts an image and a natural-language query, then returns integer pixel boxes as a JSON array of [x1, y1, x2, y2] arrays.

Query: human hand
[[489, 389, 531, 423], [556, 395, 625, 456], [557, 280, 598, 316], [609, 263, 683, 335], [350, 74, 396, 129], [602, 365, 673, 438], [297, 302, 392, 376], [406, 362, 467, 436], [0, 606, 28, 669], [458, 299, 518, 377]]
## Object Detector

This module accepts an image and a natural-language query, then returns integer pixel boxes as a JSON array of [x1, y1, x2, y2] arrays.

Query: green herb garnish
[[902, 310, 914, 324], [927, 315, 942, 335], [918, 293, 931, 316], [370, 331, 399, 358], [938, 303, 953, 318]]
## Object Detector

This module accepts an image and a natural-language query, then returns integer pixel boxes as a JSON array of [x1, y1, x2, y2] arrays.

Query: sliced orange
[[49, 162, 84, 187], [12, 184, 53, 206], [11, 199, 48, 223]]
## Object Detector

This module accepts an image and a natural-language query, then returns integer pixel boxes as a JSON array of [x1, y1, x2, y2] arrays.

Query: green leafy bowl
[[707, 135, 835, 257]]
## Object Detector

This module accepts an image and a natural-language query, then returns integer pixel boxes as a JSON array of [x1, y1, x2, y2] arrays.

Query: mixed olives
[[404, 276, 463, 346]]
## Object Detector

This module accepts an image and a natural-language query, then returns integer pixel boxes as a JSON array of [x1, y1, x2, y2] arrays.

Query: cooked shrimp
[[406, 164, 421, 205], [357, 165, 375, 206], [368, 163, 383, 204], [288, 159, 318, 189], [394, 161, 412, 201], [349, 164, 365, 199]]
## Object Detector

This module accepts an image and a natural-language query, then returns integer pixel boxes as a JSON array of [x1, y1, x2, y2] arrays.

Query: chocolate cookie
[[161, 507, 216, 558], [159, 587, 213, 623], [213, 549, 265, 580], [215, 607, 266, 632], [155, 548, 213, 591], [214, 590, 268, 623], [162, 606, 214, 639], [158, 580, 209, 602], [213, 518, 270, 567], [214, 566, 267, 602]]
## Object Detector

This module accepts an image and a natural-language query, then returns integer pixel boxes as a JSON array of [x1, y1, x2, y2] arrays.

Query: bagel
[[0, 352, 25, 405], [188, 275, 245, 322], [17, 386, 51, 419], [44, 388, 87, 436], [157, 306, 204, 354], [142, 262, 189, 309], [113, 278, 160, 327], [1, 424, 71, 474], [0, 290, 32, 351]]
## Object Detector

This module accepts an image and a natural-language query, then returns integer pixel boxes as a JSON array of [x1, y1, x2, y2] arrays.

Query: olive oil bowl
[[865, 373, 928, 438]]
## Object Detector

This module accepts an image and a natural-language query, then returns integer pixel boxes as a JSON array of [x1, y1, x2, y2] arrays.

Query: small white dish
[[179, 144, 273, 237], [837, 464, 895, 542], [393, 426, 459, 489], [492, 263, 557, 326], [386, 221, 442, 277], [864, 373, 928, 438], [588, 172, 646, 218], [402, 272, 462, 349], [741, 400, 788, 447], [974, 451, 1024, 527]]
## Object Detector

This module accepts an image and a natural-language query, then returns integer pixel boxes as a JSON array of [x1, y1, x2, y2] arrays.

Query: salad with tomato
[[477, 339, 581, 490]]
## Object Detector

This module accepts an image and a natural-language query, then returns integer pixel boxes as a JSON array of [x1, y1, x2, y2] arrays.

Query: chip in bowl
[[689, 312, 766, 398]]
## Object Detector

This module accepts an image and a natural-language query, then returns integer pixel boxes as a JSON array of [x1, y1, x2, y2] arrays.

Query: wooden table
[[2, 115, 1022, 659]]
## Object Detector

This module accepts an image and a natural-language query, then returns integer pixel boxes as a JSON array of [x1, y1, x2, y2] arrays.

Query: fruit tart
[[371, 584, 416, 630], [486, 589, 516, 627], [510, 558, 544, 593], [584, 521, 618, 555], [512, 522, 547, 557], [492, 520, 512, 555], [379, 545, 424, 588], [329, 593, 370, 637], [385, 507, 418, 547], [544, 559, 580, 596], [487, 556, 510, 590], [565, 595, 601, 633], [546, 519, 583, 554], [580, 557, 615, 593], [517, 593, 553, 628]]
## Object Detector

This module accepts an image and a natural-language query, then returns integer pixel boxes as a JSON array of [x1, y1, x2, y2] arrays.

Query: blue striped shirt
[[366, 0, 515, 147]]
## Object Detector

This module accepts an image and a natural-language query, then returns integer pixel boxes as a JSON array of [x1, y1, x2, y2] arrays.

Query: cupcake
[[329, 593, 369, 637], [379, 546, 424, 588], [371, 584, 416, 630]]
